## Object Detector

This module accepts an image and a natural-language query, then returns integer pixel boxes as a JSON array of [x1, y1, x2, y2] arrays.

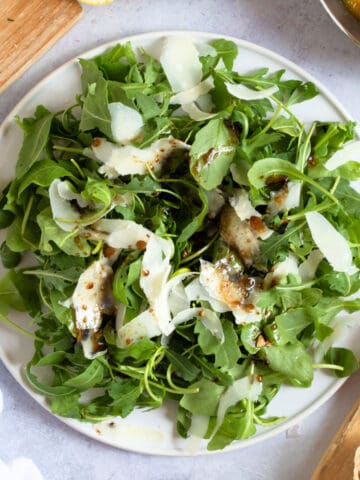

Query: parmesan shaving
[[324, 140, 360, 171], [108, 102, 143, 144], [92, 136, 190, 178], [225, 82, 278, 100], [305, 211, 357, 274], [160, 36, 203, 92]]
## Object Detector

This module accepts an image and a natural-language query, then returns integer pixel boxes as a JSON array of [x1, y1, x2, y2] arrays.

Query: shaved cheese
[[324, 140, 360, 171], [229, 189, 273, 240], [160, 36, 203, 92], [185, 277, 228, 313], [94, 218, 152, 249], [57, 181, 88, 208], [282, 182, 301, 211], [212, 377, 262, 438], [233, 308, 262, 324], [305, 212, 357, 274], [184, 414, 209, 453], [170, 77, 214, 105], [92, 136, 190, 178], [167, 281, 188, 316], [108, 102, 143, 144], [49, 179, 81, 232], [181, 103, 216, 121], [199, 260, 261, 324], [264, 254, 299, 288], [225, 82, 278, 100], [229, 189, 258, 221], [117, 309, 161, 348], [72, 258, 113, 331], [299, 250, 324, 282], [268, 181, 301, 215], [205, 188, 225, 218], [141, 235, 173, 305], [115, 302, 126, 331], [80, 335, 106, 360], [171, 307, 224, 342], [199, 260, 233, 311]]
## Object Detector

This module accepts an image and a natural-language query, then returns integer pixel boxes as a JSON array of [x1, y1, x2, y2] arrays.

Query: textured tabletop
[[0, 1, 359, 479]]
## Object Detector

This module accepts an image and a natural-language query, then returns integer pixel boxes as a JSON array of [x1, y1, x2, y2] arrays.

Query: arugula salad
[[0, 35, 359, 451]]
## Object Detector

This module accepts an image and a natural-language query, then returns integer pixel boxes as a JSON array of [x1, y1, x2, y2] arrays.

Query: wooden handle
[[0, 0, 83, 94], [311, 398, 360, 480]]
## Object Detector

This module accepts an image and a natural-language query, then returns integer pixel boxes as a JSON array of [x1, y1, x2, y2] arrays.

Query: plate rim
[[0, 29, 355, 456]]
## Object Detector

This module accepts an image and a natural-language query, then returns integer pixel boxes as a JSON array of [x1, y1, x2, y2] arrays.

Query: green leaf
[[79, 58, 104, 94], [37, 208, 91, 257], [50, 392, 81, 418], [287, 82, 318, 106], [180, 378, 225, 416], [79, 76, 113, 139], [176, 187, 208, 244], [35, 351, 67, 366], [271, 115, 300, 137], [18, 160, 77, 196], [64, 360, 104, 391], [207, 400, 255, 450], [313, 121, 355, 161], [108, 377, 142, 417], [261, 342, 313, 387], [81, 178, 113, 208], [195, 318, 240, 369], [260, 221, 306, 264], [247, 157, 338, 204], [16, 107, 53, 178], [190, 119, 238, 190], [211, 39, 238, 70], [275, 308, 314, 344], [0, 241, 21, 269], [26, 363, 76, 397], [0, 270, 27, 314], [324, 347, 359, 377], [110, 337, 157, 364], [165, 349, 200, 382], [240, 323, 261, 354]]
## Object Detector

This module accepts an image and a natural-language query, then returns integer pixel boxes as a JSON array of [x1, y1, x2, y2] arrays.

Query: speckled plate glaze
[[0, 31, 359, 456]]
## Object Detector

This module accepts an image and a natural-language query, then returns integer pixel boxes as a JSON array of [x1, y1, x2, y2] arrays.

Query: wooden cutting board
[[0, 0, 83, 94], [311, 398, 360, 480]]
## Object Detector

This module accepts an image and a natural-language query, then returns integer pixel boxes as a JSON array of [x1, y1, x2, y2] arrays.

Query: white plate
[[0, 31, 359, 456]]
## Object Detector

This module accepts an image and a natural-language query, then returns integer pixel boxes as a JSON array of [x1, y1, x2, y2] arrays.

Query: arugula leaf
[[0, 241, 21, 269], [190, 119, 238, 190], [180, 378, 225, 416], [18, 160, 77, 196], [211, 39, 238, 70], [79, 76, 113, 139], [16, 106, 53, 178], [287, 82, 318, 106], [165, 349, 200, 382], [64, 360, 104, 391], [247, 157, 338, 203], [260, 342, 313, 387], [108, 377, 143, 417], [324, 347, 359, 377], [208, 399, 256, 450], [195, 319, 240, 370]]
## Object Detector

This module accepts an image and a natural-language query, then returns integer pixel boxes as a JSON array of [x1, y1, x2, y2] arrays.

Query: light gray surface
[[0, 0, 359, 479]]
